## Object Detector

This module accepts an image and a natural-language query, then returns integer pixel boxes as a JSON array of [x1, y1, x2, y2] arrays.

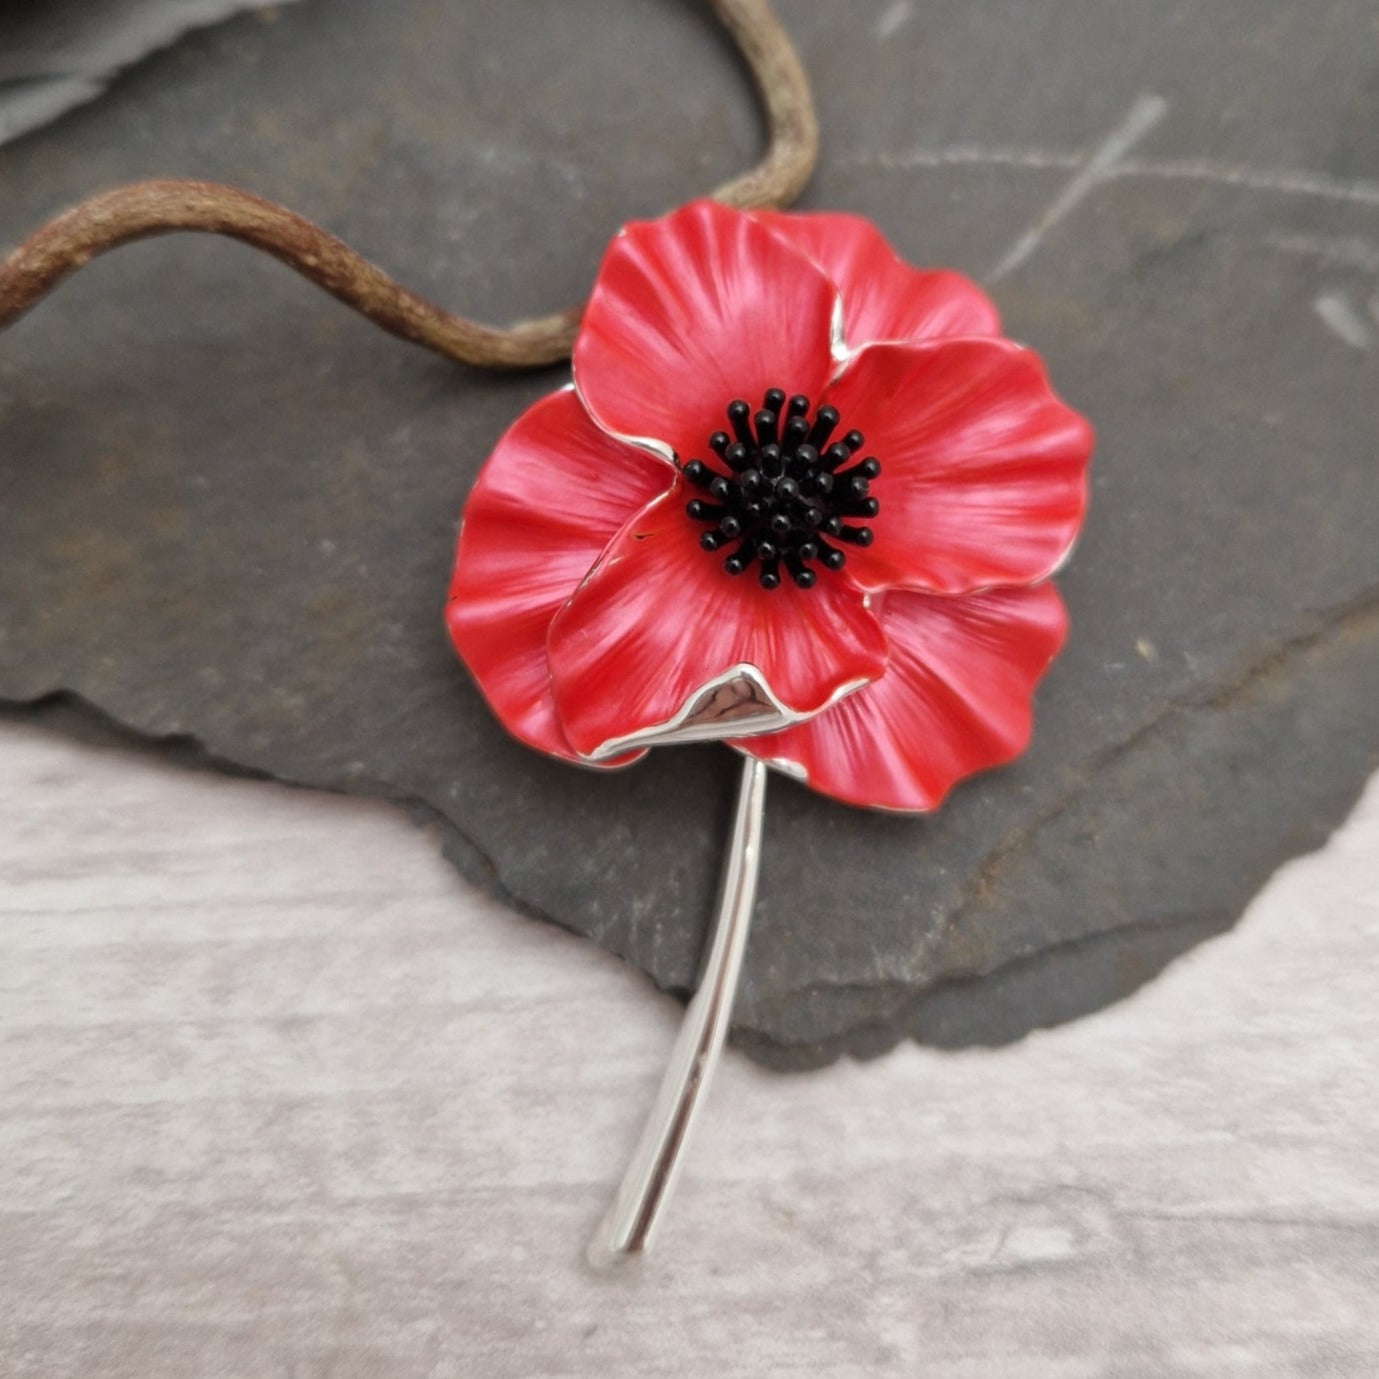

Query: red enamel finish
[[753, 210, 1002, 349], [573, 200, 838, 465], [546, 489, 888, 760], [731, 583, 1069, 812], [820, 339, 1092, 595], [445, 200, 1094, 809], [445, 389, 672, 764]]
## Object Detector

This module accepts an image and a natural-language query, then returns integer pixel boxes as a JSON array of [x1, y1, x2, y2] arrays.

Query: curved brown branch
[[707, 0, 818, 210], [0, 182, 586, 369], [0, 0, 817, 371]]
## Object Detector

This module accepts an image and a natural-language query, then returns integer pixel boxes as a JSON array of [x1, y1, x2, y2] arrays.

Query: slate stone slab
[[2, 0, 1377, 1068], [0, 0, 301, 148]]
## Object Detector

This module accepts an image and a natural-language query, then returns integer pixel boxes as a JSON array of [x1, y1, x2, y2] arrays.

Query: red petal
[[546, 489, 889, 760], [572, 200, 838, 464], [753, 210, 1001, 348], [446, 388, 673, 765], [822, 340, 1093, 594], [733, 584, 1068, 811]]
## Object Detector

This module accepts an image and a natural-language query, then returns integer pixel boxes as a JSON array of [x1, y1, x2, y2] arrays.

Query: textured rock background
[[2, 0, 1377, 1065], [0, 0, 301, 146]]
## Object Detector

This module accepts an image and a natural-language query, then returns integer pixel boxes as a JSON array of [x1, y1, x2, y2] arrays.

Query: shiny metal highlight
[[587, 756, 768, 1266]]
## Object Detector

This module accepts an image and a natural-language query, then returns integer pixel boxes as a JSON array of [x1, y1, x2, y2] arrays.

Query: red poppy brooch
[[445, 199, 1092, 811], [445, 198, 1092, 1260]]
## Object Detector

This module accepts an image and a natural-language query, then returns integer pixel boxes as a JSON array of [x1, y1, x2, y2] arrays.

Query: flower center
[[682, 388, 880, 590]]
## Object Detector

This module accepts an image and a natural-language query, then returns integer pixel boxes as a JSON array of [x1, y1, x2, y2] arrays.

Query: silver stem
[[587, 755, 768, 1266]]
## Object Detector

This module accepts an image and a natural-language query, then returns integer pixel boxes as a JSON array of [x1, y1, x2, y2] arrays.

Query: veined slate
[[0, 0, 303, 147]]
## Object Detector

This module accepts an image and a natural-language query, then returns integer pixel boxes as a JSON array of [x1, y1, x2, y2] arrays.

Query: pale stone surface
[[1, 719, 1376, 1376]]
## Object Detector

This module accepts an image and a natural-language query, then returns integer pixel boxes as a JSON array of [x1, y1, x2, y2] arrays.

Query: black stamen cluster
[[683, 388, 881, 590]]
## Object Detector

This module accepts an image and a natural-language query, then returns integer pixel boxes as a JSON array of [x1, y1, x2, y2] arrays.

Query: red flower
[[446, 201, 1092, 811]]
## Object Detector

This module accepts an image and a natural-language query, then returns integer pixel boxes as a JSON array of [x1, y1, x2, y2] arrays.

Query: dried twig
[[0, 0, 817, 370], [704, 0, 818, 212]]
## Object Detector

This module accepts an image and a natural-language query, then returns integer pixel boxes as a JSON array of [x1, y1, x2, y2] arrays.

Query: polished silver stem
[[587, 755, 768, 1266]]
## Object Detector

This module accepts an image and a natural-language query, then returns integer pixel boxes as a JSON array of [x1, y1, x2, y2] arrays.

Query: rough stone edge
[[7, 572, 1378, 1073]]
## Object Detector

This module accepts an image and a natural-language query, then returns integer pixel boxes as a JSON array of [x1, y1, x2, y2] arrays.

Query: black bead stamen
[[683, 389, 881, 589]]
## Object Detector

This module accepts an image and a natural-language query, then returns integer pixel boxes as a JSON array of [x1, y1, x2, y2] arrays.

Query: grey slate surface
[[0, 0, 301, 147], [1, 0, 1377, 1067]]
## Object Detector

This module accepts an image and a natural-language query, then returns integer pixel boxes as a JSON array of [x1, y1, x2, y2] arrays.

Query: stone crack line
[[844, 138, 1379, 211], [919, 586, 1379, 972], [990, 93, 1169, 281]]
